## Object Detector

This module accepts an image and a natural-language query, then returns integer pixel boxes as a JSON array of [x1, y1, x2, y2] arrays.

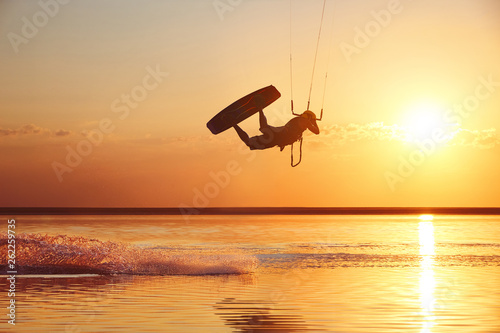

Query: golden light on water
[[419, 220, 435, 256], [419, 216, 436, 332]]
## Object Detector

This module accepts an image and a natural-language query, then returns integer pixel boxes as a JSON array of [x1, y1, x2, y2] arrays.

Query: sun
[[402, 102, 444, 141], [419, 214, 434, 221]]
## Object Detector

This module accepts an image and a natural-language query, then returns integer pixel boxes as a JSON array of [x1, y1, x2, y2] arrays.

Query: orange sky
[[1, 0, 500, 207]]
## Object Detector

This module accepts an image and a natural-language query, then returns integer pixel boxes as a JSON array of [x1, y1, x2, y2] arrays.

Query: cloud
[[307, 122, 408, 148], [114, 123, 500, 152], [0, 124, 72, 137], [0, 128, 16, 136], [448, 128, 500, 149], [310, 123, 500, 150], [54, 129, 72, 137]]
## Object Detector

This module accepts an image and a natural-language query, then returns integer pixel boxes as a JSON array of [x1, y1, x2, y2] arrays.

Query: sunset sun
[[400, 101, 460, 144], [403, 102, 444, 141]]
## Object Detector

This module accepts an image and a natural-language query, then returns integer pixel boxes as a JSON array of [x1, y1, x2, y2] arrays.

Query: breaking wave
[[0, 233, 257, 275]]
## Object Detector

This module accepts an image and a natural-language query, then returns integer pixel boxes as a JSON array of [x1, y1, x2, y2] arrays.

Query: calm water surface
[[1, 214, 499, 332]]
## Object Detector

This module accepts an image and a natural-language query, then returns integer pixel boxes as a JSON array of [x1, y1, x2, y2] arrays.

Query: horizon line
[[1, 207, 500, 216]]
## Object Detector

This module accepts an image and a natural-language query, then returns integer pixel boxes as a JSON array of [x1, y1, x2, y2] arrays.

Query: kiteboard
[[207, 85, 281, 134]]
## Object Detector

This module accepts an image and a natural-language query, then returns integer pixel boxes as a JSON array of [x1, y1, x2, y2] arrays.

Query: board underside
[[207, 85, 281, 134]]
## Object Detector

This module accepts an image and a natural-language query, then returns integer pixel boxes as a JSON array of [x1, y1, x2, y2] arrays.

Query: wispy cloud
[[306, 122, 408, 148], [54, 129, 72, 137], [29, 121, 494, 151], [307, 123, 500, 150], [448, 128, 500, 149], [0, 124, 73, 137]]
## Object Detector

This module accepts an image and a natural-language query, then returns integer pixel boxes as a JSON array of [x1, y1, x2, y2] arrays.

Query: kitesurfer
[[234, 110, 320, 151]]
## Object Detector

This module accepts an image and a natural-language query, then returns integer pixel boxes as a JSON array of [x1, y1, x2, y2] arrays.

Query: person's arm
[[258, 110, 268, 131]]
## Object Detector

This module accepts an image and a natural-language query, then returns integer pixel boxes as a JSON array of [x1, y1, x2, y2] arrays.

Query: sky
[[1, 0, 500, 208]]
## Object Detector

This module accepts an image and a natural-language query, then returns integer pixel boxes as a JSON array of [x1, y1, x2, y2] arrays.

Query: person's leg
[[233, 125, 250, 145], [234, 125, 270, 150]]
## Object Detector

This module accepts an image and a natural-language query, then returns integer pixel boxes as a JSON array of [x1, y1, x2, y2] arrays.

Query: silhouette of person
[[234, 110, 320, 150]]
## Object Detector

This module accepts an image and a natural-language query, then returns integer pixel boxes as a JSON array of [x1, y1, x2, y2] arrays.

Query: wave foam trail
[[0, 233, 257, 275]]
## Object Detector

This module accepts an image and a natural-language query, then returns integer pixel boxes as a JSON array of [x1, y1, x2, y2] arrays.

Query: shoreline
[[1, 207, 500, 216]]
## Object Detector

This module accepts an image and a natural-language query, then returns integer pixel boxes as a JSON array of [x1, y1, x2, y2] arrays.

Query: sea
[[1, 214, 499, 332]]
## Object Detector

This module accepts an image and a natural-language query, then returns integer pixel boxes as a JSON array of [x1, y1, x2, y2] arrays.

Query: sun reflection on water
[[419, 215, 436, 332]]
